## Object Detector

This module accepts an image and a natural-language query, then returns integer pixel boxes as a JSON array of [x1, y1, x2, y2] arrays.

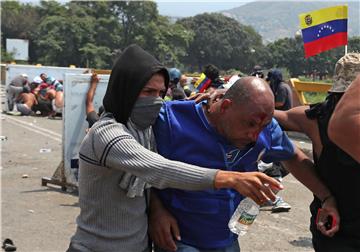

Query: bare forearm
[[282, 147, 332, 201], [150, 190, 165, 213], [274, 107, 309, 132], [86, 74, 99, 114], [86, 84, 98, 113]]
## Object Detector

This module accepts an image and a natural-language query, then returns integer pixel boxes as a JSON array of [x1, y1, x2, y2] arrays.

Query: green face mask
[[130, 96, 164, 130]]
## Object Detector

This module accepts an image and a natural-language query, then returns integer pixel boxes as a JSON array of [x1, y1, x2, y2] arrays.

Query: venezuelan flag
[[299, 5, 348, 58], [194, 73, 212, 93]]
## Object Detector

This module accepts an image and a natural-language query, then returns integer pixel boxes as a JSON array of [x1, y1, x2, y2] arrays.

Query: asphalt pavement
[[1, 113, 315, 252]]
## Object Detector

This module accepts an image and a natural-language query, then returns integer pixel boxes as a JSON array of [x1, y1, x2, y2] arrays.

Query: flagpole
[[345, 45, 348, 55]]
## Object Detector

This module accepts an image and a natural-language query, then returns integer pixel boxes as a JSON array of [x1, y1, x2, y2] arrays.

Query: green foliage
[[265, 36, 359, 78], [140, 16, 193, 67], [79, 43, 111, 69], [348, 36, 360, 53], [1, 0, 358, 74], [178, 13, 266, 72], [1, 45, 15, 62], [304, 92, 327, 104], [264, 37, 306, 77], [1, 1, 41, 62], [1, 1, 192, 68], [1, 1, 41, 40]]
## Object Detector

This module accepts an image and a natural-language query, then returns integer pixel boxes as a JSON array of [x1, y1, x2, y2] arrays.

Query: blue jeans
[[155, 239, 240, 252]]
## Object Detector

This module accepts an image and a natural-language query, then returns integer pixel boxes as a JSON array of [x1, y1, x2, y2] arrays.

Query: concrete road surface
[[1, 114, 315, 252]]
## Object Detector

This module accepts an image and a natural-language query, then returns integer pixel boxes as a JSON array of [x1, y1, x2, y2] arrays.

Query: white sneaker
[[272, 197, 291, 213]]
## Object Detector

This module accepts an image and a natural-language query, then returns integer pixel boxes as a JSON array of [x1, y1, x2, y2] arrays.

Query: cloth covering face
[[103, 44, 169, 125], [102, 44, 170, 198]]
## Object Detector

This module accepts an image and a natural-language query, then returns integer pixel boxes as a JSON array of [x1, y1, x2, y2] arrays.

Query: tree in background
[[1, 1, 359, 74], [264, 36, 360, 78], [1, 1, 41, 63], [1, 1, 191, 68], [108, 1, 192, 67], [1, 1, 40, 41], [348, 36, 360, 52], [33, 3, 95, 67], [264, 36, 306, 77], [178, 13, 266, 73]]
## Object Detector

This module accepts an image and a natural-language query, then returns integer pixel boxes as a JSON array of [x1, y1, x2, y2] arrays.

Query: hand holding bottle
[[215, 170, 283, 205]]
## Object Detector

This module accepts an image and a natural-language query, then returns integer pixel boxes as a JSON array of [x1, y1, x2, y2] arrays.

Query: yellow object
[[35, 64, 42, 67], [69, 65, 76, 68], [299, 5, 348, 29], [10, 61, 16, 64], [92, 69, 111, 75], [290, 78, 332, 105], [194, 73, 206, 89]]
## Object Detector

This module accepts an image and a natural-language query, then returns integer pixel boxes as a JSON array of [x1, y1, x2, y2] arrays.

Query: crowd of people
[[65, 44, 359, 252], [6, 73, 64, 117]]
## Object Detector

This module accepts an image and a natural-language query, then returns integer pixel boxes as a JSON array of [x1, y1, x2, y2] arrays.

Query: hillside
[[221, 1, 359, 43]]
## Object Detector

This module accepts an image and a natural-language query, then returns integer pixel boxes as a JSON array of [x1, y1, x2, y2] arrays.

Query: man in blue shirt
[[150, 77, 339, 252]]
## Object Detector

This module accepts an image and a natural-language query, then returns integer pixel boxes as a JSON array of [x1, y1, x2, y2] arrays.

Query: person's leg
[[155, 239, 240, 252], [259, 162, 291, 212], [6, 85, 23, 111], [44, 88, 56, 100], [277, 162, 289, 178], [45, 89, 62, 116], [15, 93, 34, 116], [154, 241, 200, 252], [6, 90, 15, 111], [200, 239, 240, 252], [16, 103, 32, 115], [54, 90, 64, 109], [32, 96, 53, 116], [223, 239, 240, 252], [66, 242, 93, 252]]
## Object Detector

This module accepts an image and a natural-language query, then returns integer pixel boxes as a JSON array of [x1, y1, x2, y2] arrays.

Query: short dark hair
[[203, 64, 220, 81]]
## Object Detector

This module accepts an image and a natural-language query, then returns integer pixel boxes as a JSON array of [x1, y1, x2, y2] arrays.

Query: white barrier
[[41, 73, 108, 189], [5, 64, 89, 87], [62, 74, 109, 186]]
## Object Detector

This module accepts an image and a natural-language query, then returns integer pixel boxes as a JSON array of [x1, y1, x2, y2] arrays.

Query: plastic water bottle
[[228, 197, 260, 236]]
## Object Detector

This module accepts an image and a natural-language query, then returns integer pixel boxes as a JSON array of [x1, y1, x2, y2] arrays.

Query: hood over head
[[267, 69, 283, 83], [103, 44, 169, 124]]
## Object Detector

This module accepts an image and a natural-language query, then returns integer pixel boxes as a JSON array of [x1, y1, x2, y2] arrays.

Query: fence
[[289, 78, 332, 105]]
